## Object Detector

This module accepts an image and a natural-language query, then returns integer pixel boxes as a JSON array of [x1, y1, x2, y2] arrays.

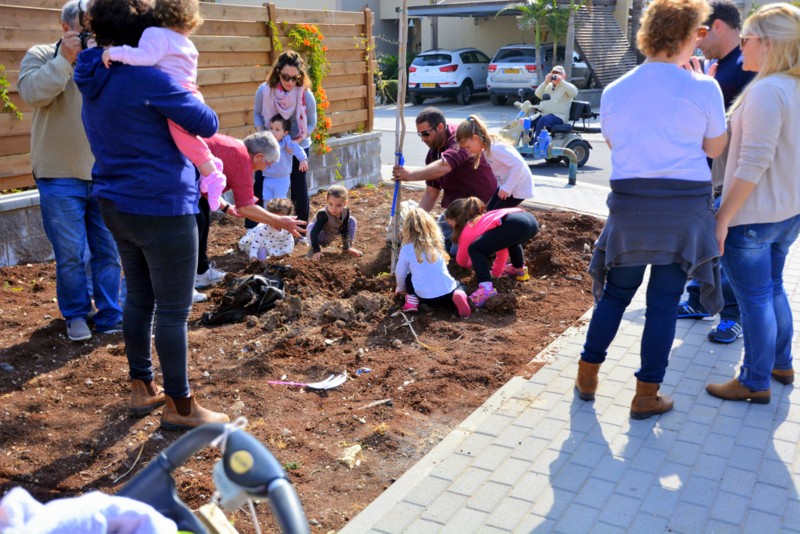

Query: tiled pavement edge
[[343, 172, 800, 533]]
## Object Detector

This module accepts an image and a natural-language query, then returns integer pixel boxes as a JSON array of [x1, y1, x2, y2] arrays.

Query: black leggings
[[195, 195, 211, 275], [469, 211, 539, 283], [406, 274, 467, 311], [487, 187, 525, 211]]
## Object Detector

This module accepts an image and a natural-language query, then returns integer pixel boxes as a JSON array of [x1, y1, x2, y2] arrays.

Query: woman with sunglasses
[[706, 3, 800, 403], [254, 51, 316, 226], [574, 0, 728, 420]]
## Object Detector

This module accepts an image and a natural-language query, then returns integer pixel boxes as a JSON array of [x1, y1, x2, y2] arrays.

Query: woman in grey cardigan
[[706, 3, 800, 403]]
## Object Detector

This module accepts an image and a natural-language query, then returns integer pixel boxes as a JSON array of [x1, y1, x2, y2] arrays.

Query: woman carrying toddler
[[101, 0, 227, 210]]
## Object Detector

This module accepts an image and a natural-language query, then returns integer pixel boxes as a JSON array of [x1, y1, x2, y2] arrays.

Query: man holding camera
[[18, 0, 122, 342], [532, 65, 579, 141]]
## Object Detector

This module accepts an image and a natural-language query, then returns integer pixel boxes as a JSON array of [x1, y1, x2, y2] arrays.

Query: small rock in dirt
[[153, 433, 163, 440], [319, 300, 355, 323], [43, 314, 52, 320], [356, 348, 365, 360], [337, 444, 363, 469], [565, 274, 583, 282], [254, 340, 263, 349], [334, 320, 347, 329], [85, 379, 93, 386], [324, 338, 336, 346], [202, 371, 211, 378], [309, 519, 319, 526], [353, 292, 386, 314], [583, 243, 591, 253], [391, 339, 403, 349], [281, 428, 293, 437], [246, 316, 259, 327]]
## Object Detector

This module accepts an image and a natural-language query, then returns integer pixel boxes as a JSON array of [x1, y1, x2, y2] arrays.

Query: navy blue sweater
[[74, 47, 218, 216]]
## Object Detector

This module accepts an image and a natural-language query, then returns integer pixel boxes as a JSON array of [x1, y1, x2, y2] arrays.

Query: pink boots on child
[[452, 289, 472, 317], [503, 264, 530, 281], [199, 157, 227, 211], [402, 294, 419, 312], [469, 282, 498, 307]]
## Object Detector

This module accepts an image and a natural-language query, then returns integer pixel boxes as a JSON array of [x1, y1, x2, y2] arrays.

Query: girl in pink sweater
[[101, 0, 227, 210], [445, 197, 539, 307]]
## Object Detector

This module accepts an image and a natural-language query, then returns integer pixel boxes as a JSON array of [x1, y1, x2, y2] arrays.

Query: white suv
[[408, 47, 491, 105], [488, 44, 591, 105]]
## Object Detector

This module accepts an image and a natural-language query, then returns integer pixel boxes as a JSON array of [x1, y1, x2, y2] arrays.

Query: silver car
[[408, 47, 491, 106], [488, 43, 591, 105]]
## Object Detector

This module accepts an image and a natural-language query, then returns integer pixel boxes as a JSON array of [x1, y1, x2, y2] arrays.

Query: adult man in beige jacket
[[18, 0, 122, 342], [532, 64, 578, 141]]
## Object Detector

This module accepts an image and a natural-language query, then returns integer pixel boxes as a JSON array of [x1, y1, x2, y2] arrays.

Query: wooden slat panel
[[5, 93, 30, 113], [192, 35, 271, 53], [327, 108, 367, 126], [199, 2, 266, 22], [218, 110, 253, 130], [0, 134, 29, 157], [3, 69, 18, 93], [321, 74, 365, 89], [0, 0, 62, 8], [199, 81, 261, 99], [0, 174, 35, 190], [205, 94, 253, 115], [0, 153, 30, 178], [273, 23, 364, 38], [326, 85, 366, 101], [219, 125, 256, 140], [0, 112, 31, 137], [328, 121, 365, 135], [198, 51, 270, 68], [196, 19, 266, 37], [0, 49, 26, 68], [324, 48, 369, 63], [2, 28, 62, 51], [327, 61, 368, 76], [328, 97, 366, 114], [275, 35, 361, 51], [0, 4, 60, 29], [275, 8, 364, 25], [197, 65, 269, 86]]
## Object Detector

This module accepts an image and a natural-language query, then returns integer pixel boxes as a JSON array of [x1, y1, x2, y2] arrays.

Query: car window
[[493, 48, 535, 62], [412, 54, 452, 67], [475, 51, 490, 64], [460, 52, 474, 64]]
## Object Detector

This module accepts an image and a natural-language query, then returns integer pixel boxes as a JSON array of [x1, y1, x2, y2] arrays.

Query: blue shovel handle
[[391, 152, 404, 217]]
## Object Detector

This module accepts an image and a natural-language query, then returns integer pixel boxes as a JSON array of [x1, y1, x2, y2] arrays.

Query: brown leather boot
[[772, 369, 795, 385], [575, 360, 601, 401], [129, 379, 166, 416], [630, 380, 674, 420], [161, 395, 230, 431], [706, 378, 770, 404]]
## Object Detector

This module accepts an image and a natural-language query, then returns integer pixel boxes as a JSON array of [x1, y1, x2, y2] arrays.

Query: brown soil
[[0, 184, 603, 532]]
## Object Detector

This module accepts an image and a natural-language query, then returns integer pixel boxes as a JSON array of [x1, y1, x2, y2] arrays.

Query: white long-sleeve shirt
[[108, 27, 198, 86], [485, 141, 534, 200], [395, 244, 457, 299]]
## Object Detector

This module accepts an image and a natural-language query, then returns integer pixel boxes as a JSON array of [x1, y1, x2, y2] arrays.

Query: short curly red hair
[[637, 0, 711, 58]]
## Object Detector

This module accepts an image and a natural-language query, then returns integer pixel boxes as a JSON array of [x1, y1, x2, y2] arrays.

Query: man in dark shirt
[[678, 0, 754, 343], [392, 107, 497, 251]]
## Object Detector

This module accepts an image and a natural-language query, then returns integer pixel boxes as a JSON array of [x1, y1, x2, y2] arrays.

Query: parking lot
[[373, 95, 612, 189]]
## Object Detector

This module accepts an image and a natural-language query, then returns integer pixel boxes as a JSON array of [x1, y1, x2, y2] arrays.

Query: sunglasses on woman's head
[[280, 73, 300, 83]]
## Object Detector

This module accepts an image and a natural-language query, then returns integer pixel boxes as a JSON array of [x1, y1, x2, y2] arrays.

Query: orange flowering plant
[[286, 23, 333, 155]]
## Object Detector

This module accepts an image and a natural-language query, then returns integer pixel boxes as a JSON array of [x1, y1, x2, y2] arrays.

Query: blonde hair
[[443, 197, 487, 245], [402, 208, 447, 264], [455, 115, 507, 170], [636, 0, 711, 58], [153, 0, 203, 34], [326, 184, 349, 202], [267, 197, 293, 216], [730, 3, 800, 113]]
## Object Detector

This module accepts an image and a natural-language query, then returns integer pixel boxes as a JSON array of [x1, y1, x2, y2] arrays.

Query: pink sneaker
[[402, 295, 419, 313], [452, 289, 472, 317], [503, 264, 530, 281], [200, 170, 227, 211], [469, 283, 497, 307]]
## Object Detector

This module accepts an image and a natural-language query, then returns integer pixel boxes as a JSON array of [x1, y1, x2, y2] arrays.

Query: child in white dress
[[238, 198, 295, 261]]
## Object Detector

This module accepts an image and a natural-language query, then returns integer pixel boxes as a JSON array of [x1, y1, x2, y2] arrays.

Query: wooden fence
[[0, 0, 376, 190]]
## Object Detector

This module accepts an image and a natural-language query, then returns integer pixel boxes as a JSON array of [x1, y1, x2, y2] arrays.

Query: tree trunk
[[630, 0, 645, 64], [564, 2, 576, 77]]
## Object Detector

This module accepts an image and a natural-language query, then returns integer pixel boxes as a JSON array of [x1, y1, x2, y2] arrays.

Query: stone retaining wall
[[0, 132, 382, 268]]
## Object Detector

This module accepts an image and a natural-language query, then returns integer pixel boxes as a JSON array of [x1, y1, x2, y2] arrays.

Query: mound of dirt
[[0, 184, 604, 532]]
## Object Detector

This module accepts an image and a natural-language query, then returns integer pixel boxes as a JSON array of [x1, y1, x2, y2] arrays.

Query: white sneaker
[[195, 262, 226, 289], [192, 289, 208, 303]]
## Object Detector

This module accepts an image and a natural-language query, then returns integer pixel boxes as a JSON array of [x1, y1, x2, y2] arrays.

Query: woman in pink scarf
[[253, 51, 317, 226]]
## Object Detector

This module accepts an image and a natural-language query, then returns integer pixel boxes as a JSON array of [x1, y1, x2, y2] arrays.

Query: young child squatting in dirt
[[307, 185, 362, 261], [395, 208, 472, 317]]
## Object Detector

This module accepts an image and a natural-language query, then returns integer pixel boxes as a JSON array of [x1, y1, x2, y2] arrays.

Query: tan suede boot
[[772, 369, 795, 385], [630, 380, 674, 420], [161, 395, 230, 431], [129, 379, 166, 416], [575, 360, 601, 401], [706, 378, 770, 404]]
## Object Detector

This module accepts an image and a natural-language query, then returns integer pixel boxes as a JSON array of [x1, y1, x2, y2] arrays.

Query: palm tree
[[562, 0, 589, 78], [497, 0, 552, 84]]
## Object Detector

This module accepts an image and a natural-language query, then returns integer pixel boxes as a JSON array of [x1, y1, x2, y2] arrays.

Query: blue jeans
[[685, 195, 739, 321], [721, 215, 800, 391], [36, 178, 122, 329], [532, 114, 564, 141], [99, 200, 197, 398], [582, 263, 687, 383]]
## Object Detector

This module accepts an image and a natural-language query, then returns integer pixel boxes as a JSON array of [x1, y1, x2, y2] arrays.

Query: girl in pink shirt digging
[[101, 0, 227, 210], [445, 197, 539, 307]]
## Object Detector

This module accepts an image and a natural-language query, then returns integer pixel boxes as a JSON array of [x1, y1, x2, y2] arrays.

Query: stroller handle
[[119, 423, 309, 534]]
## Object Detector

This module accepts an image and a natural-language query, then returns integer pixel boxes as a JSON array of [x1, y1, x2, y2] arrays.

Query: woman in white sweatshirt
[[707, 3, 800, 403]]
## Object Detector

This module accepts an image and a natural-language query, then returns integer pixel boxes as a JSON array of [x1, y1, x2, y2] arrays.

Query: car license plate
[[421, 83, 436, 88], [504, 68, 521, 74]]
